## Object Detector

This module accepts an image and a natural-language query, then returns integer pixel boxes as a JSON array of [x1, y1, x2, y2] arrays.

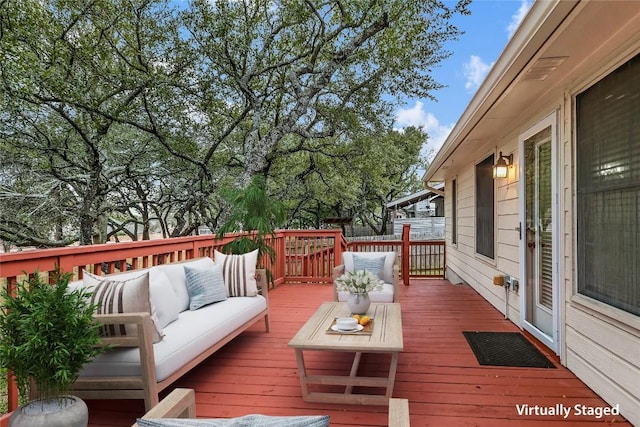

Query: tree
[[183, 0, 469, 188], [267, 127, 426, 234], [0, 0, 469, 247], [0, 0, 199, 245]]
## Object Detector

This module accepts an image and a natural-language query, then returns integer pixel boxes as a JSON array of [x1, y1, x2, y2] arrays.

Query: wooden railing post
[[402, 224, 410, 286]]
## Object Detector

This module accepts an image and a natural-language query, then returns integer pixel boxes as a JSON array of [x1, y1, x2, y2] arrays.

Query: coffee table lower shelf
[[293, 349, 400, 406]]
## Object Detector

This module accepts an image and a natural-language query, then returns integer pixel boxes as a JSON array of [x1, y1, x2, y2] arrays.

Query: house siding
[[560, 68, 640, 424], [445, 152, 522, 325], [445, 61, 640, 425], [434, 5, 640, 422]]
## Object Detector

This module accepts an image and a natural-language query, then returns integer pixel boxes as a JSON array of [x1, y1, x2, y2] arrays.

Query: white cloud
[[464, 55, 493, 91], [507, 0, 533, 38], [395, 101, 454, 159]]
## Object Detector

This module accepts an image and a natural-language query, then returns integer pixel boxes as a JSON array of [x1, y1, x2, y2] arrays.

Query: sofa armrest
[[93, 312, 158, 395], [131, 388, 196, 426], [389, 398, 410, 426]]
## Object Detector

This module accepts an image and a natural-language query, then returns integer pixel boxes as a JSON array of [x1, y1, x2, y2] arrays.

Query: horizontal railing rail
[[0, 227, 443, 417]]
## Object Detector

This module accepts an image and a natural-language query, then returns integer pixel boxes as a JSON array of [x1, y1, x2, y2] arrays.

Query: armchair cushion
[[336, 283, 395, 303]]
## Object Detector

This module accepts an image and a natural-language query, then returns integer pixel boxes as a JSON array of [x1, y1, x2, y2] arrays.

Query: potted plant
[[216, 175, 287, 287], [0, 267, 105, 427], [335, 270, 383, 314]]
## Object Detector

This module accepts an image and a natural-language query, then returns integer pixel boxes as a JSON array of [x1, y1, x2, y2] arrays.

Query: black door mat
[[463, 331, 556, 368]]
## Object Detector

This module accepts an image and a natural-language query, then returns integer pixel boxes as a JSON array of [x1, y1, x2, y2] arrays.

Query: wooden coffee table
[[288, 301, 403, 405]]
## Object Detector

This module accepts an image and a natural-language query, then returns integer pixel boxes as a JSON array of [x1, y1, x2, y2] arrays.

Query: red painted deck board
[[86, 280, 631, 426]]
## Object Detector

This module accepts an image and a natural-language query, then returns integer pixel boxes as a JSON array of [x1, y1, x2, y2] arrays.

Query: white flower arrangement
[[335, 270, 383, 295]]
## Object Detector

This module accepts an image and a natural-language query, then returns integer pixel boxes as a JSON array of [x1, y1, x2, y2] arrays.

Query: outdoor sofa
[[69, 254, 270, 411]]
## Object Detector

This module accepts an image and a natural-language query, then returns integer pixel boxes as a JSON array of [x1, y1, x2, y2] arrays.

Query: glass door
[[520, 114, 558, 352]]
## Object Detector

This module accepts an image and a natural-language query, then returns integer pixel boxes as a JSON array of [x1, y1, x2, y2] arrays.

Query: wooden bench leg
[[389, 398, 410, 427]]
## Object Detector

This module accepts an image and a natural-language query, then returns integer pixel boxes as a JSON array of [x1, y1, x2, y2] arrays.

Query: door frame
[[518, 111, 560, 353]]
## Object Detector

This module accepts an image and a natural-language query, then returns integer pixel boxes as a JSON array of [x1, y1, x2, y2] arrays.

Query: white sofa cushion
[[154, 257, 216, 312], [342, 251, 396, 284], [77, 294, 267, 382]]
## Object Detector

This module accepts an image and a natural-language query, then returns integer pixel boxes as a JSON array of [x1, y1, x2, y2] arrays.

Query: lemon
[[359, 315, 370, 326], [352, 314, 361, 320]]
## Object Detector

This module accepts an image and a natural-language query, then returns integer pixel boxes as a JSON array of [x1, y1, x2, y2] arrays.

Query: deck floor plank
[[87, 280, 631, 426]]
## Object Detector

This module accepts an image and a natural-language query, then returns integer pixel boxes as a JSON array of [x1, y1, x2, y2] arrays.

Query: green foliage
[[268, 127, 426, 233], [217, 175, 287, 266], [0, 268, 105, 402], [1, 0, 468, 246]]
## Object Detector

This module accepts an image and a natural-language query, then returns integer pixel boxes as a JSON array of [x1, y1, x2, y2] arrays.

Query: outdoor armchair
[[333, 251, 400, 303]]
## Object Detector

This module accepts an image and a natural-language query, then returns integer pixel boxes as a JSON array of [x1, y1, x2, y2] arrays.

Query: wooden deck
[[86, 279, 631, 426]]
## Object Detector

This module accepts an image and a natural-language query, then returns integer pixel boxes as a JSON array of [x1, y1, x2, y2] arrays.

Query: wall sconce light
[[493, 152, 513, 179]]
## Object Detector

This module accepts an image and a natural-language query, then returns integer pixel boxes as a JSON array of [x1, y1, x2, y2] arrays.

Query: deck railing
[[0, 226, 444, 417]]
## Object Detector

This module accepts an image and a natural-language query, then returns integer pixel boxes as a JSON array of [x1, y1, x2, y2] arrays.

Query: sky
[[394, 0, 533, 159]]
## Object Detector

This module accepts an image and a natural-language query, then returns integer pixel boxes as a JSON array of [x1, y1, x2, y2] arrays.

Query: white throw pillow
[[83, 271, 164, 343], [214, 249, 259, 297], [149, 268, 180, 328]]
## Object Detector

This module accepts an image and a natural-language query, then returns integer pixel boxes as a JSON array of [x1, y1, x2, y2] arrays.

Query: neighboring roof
[[386, 183, 444, 209], [422, 1, 640, 182]]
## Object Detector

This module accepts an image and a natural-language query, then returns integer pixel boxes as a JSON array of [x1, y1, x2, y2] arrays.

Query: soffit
[[424, 1, 640, 183]]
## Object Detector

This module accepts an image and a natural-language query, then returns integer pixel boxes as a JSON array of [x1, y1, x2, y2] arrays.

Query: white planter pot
[[9, 395, 88, 427], [347, 293, 370, 315]]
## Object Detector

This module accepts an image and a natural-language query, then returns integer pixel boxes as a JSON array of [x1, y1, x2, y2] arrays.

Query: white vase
[[9, 395, 88, 427], [347, 293, 370, 315]]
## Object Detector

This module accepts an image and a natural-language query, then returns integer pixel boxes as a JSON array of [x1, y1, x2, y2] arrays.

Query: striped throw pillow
[[184, 265, 227, 310], [84, 272, 164, 343], [214, 249, 259, 297]]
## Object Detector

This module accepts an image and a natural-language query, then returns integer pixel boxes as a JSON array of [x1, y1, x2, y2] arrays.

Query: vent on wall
[[523, 57, 568, 81]]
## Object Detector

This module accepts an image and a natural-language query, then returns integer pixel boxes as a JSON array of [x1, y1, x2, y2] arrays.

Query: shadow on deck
[[87, 279, 630, 426]]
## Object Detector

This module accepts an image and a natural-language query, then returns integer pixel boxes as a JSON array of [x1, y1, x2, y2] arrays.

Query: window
[[576, 53, 640, 316], [451, 178, 457, 245], [476, 155, 495, 259]]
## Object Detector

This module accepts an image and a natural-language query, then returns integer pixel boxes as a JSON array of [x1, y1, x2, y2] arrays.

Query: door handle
[[515, 223, 522, 240]]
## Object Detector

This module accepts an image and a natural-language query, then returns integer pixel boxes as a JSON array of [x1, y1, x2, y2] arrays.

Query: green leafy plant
[[0, 268, 105, 403], [217, 175, 287, 283]]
